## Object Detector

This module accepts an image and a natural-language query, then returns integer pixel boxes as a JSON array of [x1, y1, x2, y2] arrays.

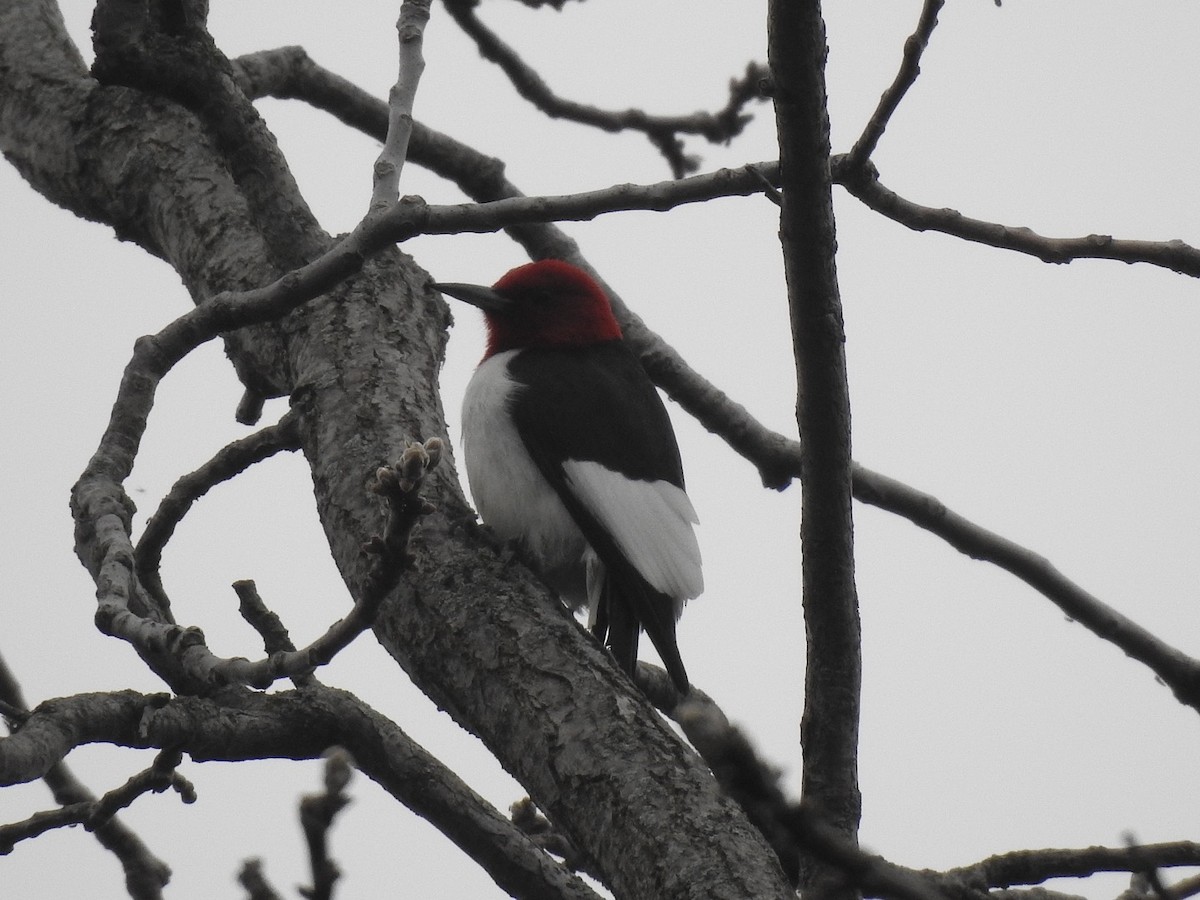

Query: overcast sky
[[4, 2, 1200, 898]]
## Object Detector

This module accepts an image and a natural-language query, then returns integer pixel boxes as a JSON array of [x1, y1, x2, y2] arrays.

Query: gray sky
[[3, 2, 1200, 897]]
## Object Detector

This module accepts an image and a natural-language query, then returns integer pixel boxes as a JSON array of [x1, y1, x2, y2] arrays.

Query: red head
[[437, 260, 623, 358]]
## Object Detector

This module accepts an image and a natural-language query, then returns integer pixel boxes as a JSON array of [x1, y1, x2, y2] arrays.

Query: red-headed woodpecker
[[436, 260, 702, 693]]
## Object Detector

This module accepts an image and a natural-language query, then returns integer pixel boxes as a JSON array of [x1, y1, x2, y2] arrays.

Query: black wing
[[508, 341, 693, 691]]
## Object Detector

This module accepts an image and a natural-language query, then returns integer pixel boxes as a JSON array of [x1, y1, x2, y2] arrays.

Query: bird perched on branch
[[437, 259, 702, 693]]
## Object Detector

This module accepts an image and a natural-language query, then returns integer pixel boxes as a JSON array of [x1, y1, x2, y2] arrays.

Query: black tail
[[593, 570, 689, 694]]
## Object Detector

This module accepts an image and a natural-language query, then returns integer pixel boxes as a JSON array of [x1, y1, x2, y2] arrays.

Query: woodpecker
[[437, 259, 702, 693]]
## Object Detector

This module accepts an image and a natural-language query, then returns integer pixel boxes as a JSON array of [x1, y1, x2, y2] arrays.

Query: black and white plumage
[[437, 260, 702, 692]]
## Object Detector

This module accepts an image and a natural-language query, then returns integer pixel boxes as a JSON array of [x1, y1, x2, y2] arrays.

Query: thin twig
[[0, 750, 194, 854], [845, 0, 945, 170], [442, 0, 768, 177], [298, 749, 354, 900], [839, 163, 1200, 277], [134, 411, 301, 612], [509, 798, 599, 880], [0, 652, 172, 897], [851, 462, 1200, 711], [370, 0, 431, 210], [238, 859, 285, 900], [233, 580, 318, 687]]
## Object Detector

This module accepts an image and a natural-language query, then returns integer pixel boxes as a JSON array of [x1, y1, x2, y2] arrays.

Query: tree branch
[[942, 843, 1200, 891], [769, 4, 862, 895], [135, 411, 301, 612], [298, 749, 353, 900], [370, 0, 430, 210], [0, 687, 603, 900], [839, 164, 1200, 277], [233, 580, 319, 687], [850, 463, 1200, 712], [228, 50, 1200, 722], [238, 859, 285, 900], [0, 750, 193, 855], [0, 654, 171, 898], [91, 0, 329, 272], [845, 0, 944, 170], [78, 340, 439, 690], [441, 0, 768, 177]]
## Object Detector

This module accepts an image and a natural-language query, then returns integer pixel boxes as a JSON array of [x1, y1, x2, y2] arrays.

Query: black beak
[[434, 282, 511, 314]]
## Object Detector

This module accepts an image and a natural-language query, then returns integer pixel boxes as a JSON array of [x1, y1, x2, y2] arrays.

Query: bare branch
[[509, 798, 600, 881], [838, 163, 1200, 277], [135, 411, 301, 611], [230, 57, 1200, 721], [78, 309, 438, 689], [845, 0, 945, 170], [785, 805, 954, 900], [769, 3, 862, 892], [0, 656, 171, 897], [238, 859, 285, 900], [370, 0, 431, 210], [233, 580, 318, 688], [92, 0, 328, 271], [1, 687, 601, 900], [636, 665, 801, 885], [1, 749, 193, 855], [943, 842, 1200, 890], [851, 462, 1200, 712], [412, 161, 782, 232], [442, 0, 768, 177], [298, 749, 354, 900], [1168, 872, 1200, 900]]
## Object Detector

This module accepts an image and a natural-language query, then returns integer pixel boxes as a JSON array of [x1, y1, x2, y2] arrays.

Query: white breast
[[462, 351, 593, 606], [461, 351, 702, 620]]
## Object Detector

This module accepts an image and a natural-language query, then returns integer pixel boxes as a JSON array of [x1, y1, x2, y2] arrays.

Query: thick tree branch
[[769, 4, 862, 896], [77, 320, 439, 689], [90, 0, 329, 272], [0, 687, 603, 900], [442, 0, 768, 177], [229, 50, 1200, 720]]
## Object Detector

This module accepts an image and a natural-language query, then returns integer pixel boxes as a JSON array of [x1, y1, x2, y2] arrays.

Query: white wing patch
[[562, 459, 703, 604]]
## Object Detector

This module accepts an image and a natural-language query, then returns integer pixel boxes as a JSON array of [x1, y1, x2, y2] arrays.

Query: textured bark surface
[[768, 0, 863, 889], [0, 2, 792, 896]]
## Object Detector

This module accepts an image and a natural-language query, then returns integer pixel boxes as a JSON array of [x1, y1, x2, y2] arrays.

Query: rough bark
[[0, 2, 792, 896]]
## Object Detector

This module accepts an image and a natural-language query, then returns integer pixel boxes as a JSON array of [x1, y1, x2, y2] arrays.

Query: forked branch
[[442, 0, 769, 177]]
